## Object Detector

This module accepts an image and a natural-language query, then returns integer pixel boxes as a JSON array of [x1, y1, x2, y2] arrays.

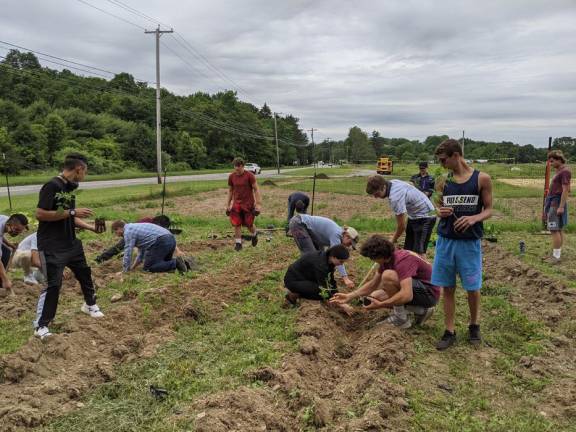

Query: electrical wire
[[74, 0, 146, 30]]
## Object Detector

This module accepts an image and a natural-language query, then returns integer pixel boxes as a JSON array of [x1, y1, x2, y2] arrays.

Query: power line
[[73, 0, 145, 30]]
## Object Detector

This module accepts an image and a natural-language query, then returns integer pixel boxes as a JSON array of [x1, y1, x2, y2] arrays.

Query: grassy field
[[1, 166, 574, 431]]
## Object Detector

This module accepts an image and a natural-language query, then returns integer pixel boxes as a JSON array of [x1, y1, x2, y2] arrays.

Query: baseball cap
[[343, 226, 359, 249], [419, 161, 428, 169]]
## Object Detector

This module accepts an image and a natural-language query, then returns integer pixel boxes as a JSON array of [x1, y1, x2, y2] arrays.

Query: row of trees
[[0, 50, 570, 175], [316, 128, 567, 165]]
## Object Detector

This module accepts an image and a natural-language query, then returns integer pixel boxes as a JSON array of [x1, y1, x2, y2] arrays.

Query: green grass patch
[[0, 315, 34, 355], [44, 271, 297, 432]]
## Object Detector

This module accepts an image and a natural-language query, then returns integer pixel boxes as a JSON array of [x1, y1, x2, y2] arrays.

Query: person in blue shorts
[[432, 139, 493, 350]]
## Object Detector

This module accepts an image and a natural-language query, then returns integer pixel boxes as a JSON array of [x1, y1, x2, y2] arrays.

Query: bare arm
[[36, 208, 72, 222], [74, 218, 96, 232], [365, 277, 413, 309], [391, 213, 406, 244], [331, 271, 381, 304], [226, 186, 234, 210], [453, 173, 493, 232], [253, 182, 262, 208], [559, 183, 570, 212]]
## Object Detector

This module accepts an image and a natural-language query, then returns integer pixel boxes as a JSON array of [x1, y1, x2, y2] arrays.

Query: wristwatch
[[69, 209, 76, 217]]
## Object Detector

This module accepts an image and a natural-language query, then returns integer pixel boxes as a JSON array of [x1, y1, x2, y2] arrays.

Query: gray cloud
[[2, 0, 575, 146]]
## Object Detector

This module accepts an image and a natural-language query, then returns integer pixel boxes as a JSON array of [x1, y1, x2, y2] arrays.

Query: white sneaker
[[81, 303, 105, 318], [385, 314, 412, 329], [34, 326, 52, 339], [24, 275, 39, 285]]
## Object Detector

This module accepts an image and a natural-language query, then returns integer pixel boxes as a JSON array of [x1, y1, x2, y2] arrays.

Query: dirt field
[[499, 178, 576, 188], [1, 186, 575, 431]]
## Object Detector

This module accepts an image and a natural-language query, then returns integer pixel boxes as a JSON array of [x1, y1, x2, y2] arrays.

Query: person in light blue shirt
[[111, 221, 186, 273], [288, 214, 359, 289]]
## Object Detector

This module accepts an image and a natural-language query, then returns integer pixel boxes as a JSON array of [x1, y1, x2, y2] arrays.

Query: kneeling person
[[12, 232, 45, 285], [112, 221, 187, 273], [284, 245, 352, 313], [330, 235, 439, 328]]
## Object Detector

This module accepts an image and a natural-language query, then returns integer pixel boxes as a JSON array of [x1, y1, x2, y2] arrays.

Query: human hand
[[1, 277, 12, 290], [362, 296, 390, 310], [329, 292, 352, 304], [74, 208, 93, 218], [343, 277, 355, 289], [454, 215, 478, 232], [557, 207, 565, 216], [437, 207, 454, 218]]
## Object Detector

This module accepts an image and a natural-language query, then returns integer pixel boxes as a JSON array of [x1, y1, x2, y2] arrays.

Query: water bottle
[[519, 240, 526, 256]]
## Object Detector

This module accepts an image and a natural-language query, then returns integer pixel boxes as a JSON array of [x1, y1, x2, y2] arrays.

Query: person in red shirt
[[226, 157, 262, 251], [330, 234, 439, 328], [543, 150, 571, 264]]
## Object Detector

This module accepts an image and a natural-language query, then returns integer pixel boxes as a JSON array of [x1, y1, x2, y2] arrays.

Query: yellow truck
[[376, 157, 393, 175]]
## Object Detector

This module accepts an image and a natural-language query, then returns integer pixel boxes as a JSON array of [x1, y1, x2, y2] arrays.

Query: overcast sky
[[2, 0, 575, 146]]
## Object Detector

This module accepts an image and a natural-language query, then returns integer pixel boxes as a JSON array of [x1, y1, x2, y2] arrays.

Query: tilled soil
[[0, 242, 296, 431]]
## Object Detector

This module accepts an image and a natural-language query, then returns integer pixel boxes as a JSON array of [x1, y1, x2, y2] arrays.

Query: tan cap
[[343, 226, 359, 249]]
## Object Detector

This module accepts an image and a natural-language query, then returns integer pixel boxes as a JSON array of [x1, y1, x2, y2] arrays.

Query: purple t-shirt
[[549, 168, 571, 196], [379, 250, 440, 299]]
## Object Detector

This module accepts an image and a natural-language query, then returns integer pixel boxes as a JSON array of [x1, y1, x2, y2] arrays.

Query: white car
[[245, 163, 261, 174]]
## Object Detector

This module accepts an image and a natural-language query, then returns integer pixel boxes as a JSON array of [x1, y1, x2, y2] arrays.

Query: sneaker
[[385, 314, 412, 329], [468, 324, 482, 346], [175, 256, 188, 273], [24, 275, 39, 285], [81, 303, 104, 318], [34, 326, 52, 339], [234, 242, 242, 252], [414, 307, 435, 326], [436, 330, 457, 351], [542, 255, 561, 265], [284, 292, 300, 307], [251, 233, 259, 247], [184, 256, 198, 271]]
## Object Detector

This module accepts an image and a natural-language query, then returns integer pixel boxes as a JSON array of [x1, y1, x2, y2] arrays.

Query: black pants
[[0, 244, 11, 287], [405, 217, 436, 254], [36, 240, 96, 328], [284, 273, 334, 301]]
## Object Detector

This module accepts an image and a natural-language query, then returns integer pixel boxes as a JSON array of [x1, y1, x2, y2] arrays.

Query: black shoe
[[234, 242, 242, 252], [283, 292, 300, 308], [251, 233, 258, 247], [436, 330, 457, 351], [468, 324, 481, 346], [175, 256, 187, 273], [184, 256, 198, 271]]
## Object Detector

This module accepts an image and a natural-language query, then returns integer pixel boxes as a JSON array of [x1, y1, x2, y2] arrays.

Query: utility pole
[[326, 138, 332, 164], [308, 128, 317, 167], [461, 130, 465, 158], [273, 112, 280, 174], [145, 25, 173, 184]]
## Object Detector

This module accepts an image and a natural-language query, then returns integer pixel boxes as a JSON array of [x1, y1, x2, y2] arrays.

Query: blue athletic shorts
[[431, 236, 482, 291]]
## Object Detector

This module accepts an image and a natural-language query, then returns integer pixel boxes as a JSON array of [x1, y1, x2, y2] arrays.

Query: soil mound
[[315, 173, 329, 179], [261, 180, 277, 187]]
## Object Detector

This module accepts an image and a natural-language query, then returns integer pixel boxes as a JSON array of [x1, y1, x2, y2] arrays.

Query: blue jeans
[[143, 235, 177, 273]]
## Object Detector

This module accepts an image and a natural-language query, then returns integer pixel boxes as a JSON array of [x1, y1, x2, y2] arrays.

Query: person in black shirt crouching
[[34, 154, 105, 339]]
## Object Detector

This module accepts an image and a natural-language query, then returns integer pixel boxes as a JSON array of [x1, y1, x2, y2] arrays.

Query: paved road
[[0, 168, 306, 197]]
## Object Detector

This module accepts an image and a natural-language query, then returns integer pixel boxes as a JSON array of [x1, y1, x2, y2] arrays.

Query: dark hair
[[152, 215, 171, 228], [111, 220, 126, 231], [295, 200, 307, 213], [435, 139, 462, 157], [419, 161, 428, 169], [366, 175, 389, 195], [7, 213, 28, 228], [232, 157, 245, 167], [360, 235, 394, 260], [63, 153, 88, 170], [327, 244, 350, 260]]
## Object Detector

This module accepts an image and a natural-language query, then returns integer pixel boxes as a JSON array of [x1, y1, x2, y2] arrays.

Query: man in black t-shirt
[[33, 154, 105, 339]]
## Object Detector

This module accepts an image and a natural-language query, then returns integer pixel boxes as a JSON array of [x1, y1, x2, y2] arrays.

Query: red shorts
[[229, 203, 255, 227]]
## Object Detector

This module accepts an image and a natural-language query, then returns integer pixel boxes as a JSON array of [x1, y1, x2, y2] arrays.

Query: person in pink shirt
[[330, 234, 439, 328]]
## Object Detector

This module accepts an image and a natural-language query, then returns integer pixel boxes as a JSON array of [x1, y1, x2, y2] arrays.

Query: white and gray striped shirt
[[388, 180, 435, 219]]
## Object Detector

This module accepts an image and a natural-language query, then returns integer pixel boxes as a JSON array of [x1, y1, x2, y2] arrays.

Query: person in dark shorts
[[366, 175, 436, 257], [34, 154, 105, 340], [286, 192, 310, 232], [226, 158, 262, 251], [330, 234, 439, 328], [542, 150, 571, 265], [410, 161, 435, 198]]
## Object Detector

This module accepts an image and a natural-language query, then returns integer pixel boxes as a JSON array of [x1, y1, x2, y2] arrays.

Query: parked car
[[245, 163, 261, 174]]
